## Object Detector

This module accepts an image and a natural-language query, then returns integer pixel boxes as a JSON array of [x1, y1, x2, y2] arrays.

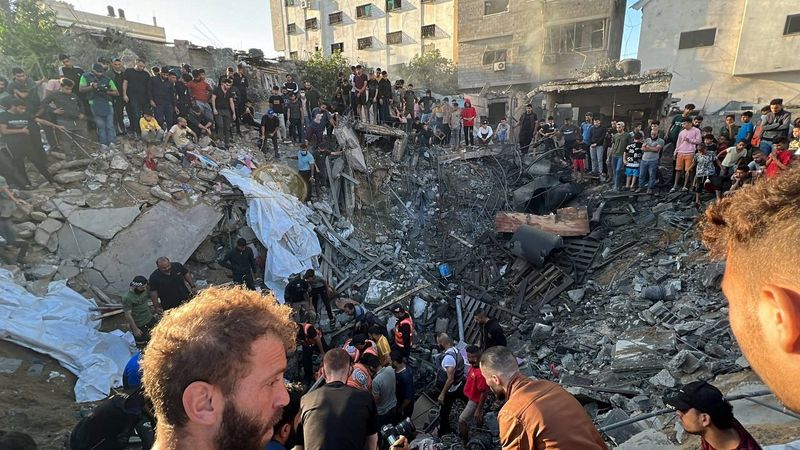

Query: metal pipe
[[744, 397, 800, 421], [599, 390, 773, 433], [455, 294, 465, 343]]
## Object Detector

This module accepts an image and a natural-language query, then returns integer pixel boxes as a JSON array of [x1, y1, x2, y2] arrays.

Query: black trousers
[[9, 138, 55, 185], [290, 118, 302, 143], [439, 386, 467, 435], [310, 286, 333, 322], [233, 270, 255, 290], [300, 339, 329, 382], [464, 126, 474, 146], [112, 98, 126, 134]]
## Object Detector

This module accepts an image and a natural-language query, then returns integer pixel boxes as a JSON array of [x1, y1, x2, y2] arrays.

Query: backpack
[[751, 123, 763, 147], [435, 347, 466, 390]]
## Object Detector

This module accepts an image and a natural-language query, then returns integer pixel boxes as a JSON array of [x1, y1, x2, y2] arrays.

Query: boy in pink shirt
[[672, 117, 703, 192]]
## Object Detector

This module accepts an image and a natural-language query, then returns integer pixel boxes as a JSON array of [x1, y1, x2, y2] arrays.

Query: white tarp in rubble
[[221, 169, 321, 301], [0, 268, 134, 402]]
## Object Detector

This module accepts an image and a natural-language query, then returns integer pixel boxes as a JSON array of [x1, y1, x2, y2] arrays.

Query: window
[[784, 14, 800, 35], [287, 23, 297, 34], [358, 37, 373, 49], [289, 51, 298, 59], [678, 28, 716, 49], [305, 17, 318, 29], [387, 31, 402, 44], [482, 49, 507, 65], [329, 11, 343, 25], [386, 0, 402, 11], [421, 24, 436, 38], [545, 19, 607, 54], [285, 0, 295, 5], [356, 4, 372, 18], [331, 42, 344, 53], [484, 0, 508, 15]]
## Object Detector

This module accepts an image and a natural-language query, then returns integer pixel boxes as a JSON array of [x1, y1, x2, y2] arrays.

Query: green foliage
[[0, 0, 61, 79], [399, 49, 458, 94], [296, 50, 349, 101]]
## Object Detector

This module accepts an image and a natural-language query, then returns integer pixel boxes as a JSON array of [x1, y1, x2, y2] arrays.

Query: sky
[[621, 0, 642, 59], [71, 0, 280, 56], [72, 0, 641, 60]]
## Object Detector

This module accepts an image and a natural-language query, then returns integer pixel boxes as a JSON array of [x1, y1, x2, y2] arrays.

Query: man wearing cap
[[476, 120, 494, 146], [79, 63, 118, 150], [123, 276, 158, 344], [391, 306, 413, 359], [666, 381, 760, 450], [260, 108, 280, 157]]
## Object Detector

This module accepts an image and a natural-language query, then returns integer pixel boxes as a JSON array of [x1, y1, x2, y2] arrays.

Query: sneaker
[[681, 187, 689, 192], [669, 187, 677, 193], [100, 144, 108, 151], [646, 189, 653, 194], [108, 142, 116, 150]]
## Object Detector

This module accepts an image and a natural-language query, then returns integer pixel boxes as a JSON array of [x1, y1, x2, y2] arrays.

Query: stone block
[[27, 264, 58, 280], [37, 218, 64, 234], [139, 169, 159, 186], [29, 211, 47, 222], [110, 154, 130, 171], [33, 229, 51, 247], [150, 185, 173, 201], [67, 206, 140, 240], [54, 171, 88, 184], [56, 224, 102, 260]]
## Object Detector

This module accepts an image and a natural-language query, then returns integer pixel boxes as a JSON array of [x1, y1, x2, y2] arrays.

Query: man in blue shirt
[[580, 113, 594, 171], [297, 144, 318, 202], [123, 352, 142, 389]]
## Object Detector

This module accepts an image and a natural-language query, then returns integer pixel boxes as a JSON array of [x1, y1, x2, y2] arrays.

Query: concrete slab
[[56, 224, 102, 260], [67, 206, 141, 240], [92, 201, 221, 294]]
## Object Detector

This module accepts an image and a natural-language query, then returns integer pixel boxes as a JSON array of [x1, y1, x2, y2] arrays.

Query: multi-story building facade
[[633, 0, 800, 114], [457, 0, 626, 123], [44, 1, 167, 43], [269, 0, 457, 70]]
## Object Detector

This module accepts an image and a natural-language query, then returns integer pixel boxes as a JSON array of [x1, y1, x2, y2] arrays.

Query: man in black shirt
[[174, 73, 193, 119], [475, 309, 507, 350], [211, 78, 236, 148], [149, 66, 176, 129], [219, 238, 257, 289], [283, 74, 298, 96], [518, 103, 538, 154], [268, 85, 289, 143], [419, 89, 435, 124], [58, 54, 83, 95], [377, 71, 392, 124], [0, 98, 58, 187], [232, 64, 249, 134], [148, 256, 196, 312], [298, 348, 379, 450], [187, 104, 213, 139], [366, 72, 378, 124], [260, 109, 280, 157], [44, 78, 85, 158], [286, 92, 303, 143], [416, 122, 433, 147], [284, 273, 311, 313], [303, 81, 320, 119], [122, 59, 151, 138]]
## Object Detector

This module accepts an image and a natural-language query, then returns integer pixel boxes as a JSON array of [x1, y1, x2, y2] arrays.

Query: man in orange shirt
[[481, 346, 608, 450]]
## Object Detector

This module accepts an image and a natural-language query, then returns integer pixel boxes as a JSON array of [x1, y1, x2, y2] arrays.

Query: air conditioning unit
[[493, 61, 506, 72], [543, 54, 556, 65], [300, 0, 309, 8]]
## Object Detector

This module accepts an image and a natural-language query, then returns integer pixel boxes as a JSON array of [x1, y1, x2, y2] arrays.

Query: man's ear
[[759, 285, 800, 354], [699, 412, 712, 428], [182, 381, 223, 426]]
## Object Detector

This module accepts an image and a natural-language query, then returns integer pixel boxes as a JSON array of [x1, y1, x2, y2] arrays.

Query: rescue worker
[[347, 352, 379, 392], [391, 305, 414, 359], [297, 321, 328, 384]]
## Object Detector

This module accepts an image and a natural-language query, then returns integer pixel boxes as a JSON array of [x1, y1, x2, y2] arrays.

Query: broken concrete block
[[150, 185, 173, 201], [67, 206, 140, 240], [196, 169, 219, 182], [0, 357, 23, 374], [649, 368, 677, 388], [27, 264, 58, 280], [56, 263, 81, 280], [191, 239, 219, 264], [54, 171, 88, 184], [37, 218, 64, 235], [139, 169, 159, 186], [616, 429, 676, 450], [29, 211, 47, 222], [651, 202, 674, 214], [33, 228, 51, 247], [56, 225, 102, 260], [110, 154, 130, 171], [736, 356, 751, 368], [599, 408, 645, 445], [667, 350, 704, 374], [567, 288, 586, 302], [612, 328, 674, 373], [364, 279, 399, 306]]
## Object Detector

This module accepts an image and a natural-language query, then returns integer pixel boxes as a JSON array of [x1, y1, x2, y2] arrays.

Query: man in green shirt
[[607, 121, 633, 190], [122, 275, 157, 344]]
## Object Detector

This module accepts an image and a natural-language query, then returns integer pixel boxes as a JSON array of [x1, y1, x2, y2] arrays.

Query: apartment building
[[457, 0, 625, 122], [633, 0, 800, 113], [44, 1, 167, 43], [269, 0, 457, 70]]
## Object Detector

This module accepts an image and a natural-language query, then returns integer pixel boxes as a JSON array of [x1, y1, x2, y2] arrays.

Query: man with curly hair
[[141, 286, 297, 450], [700, 165, 800, 412]]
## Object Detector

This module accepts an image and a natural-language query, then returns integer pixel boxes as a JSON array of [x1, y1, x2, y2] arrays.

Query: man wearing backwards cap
[[665, 381, 761, 450], [123, 275, 158, 344]]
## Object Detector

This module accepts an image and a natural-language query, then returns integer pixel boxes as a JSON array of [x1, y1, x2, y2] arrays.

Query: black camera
[[380, 417, 415, 446], [96, 84, 109, 94]]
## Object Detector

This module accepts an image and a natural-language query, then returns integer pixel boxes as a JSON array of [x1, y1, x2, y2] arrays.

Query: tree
[[0, 0, 61, 79], [399, 49, 458, 94], [296, 50, 349, 101]]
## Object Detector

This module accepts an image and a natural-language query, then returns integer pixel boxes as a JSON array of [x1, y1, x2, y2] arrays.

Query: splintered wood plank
[[495, 206, 590, 236]]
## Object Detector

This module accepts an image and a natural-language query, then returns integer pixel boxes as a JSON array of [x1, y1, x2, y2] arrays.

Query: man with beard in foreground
[[701, 165, 800, 412], [480, 346, 607, 449], [141, 286, 296, 450]]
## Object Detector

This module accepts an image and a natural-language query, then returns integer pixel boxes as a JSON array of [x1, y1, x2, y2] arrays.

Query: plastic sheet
[[221, 169, 321, 301], [0, 269, 134, 402]]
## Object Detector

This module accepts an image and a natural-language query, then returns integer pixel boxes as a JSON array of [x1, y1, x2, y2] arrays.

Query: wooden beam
[[495, 206, 590, 236]]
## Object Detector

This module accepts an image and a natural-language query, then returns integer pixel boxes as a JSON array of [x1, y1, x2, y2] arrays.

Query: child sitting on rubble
[[496, 117, 510, 144], [571, 135, 588, 183], [140, 109, 163, 166], [690, 143, 721, 208], [624, 132, 644, 190]]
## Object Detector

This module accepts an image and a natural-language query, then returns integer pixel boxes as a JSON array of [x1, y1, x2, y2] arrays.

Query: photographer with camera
[[79, 63, 118, 151]]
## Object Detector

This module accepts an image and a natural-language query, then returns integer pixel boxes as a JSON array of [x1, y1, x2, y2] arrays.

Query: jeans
[[154, 102, 175, 130], [421, 112, 431, 124], [277, 113, 287, 140], [194, 100, 213, 123], [639, 159, 659, 189], [611, 155, 624, 189], [93, 112, 116, 146], [759, 140, 773, 155], [214, 109, 232, 147], [497, 130, 508, 144], [451, 127, 462, 148], [590, 145, 604, 174]]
